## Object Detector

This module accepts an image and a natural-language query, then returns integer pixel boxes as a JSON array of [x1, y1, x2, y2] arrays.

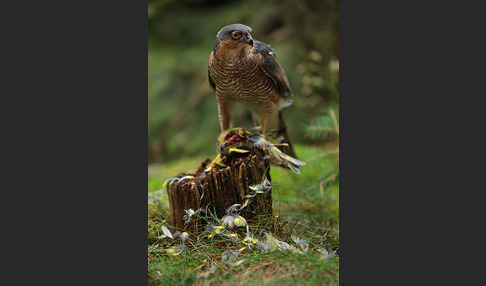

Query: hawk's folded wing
[[253, 40, 293, 99]]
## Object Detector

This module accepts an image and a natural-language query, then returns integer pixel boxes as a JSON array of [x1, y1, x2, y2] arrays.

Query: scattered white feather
[[161, 225, 173, 239]]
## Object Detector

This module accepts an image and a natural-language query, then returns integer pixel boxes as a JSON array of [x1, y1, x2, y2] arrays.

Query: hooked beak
[[246, 36, 254, 46]]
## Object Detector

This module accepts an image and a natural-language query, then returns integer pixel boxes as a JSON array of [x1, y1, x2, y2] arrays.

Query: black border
[[4, 1, 148, 284]]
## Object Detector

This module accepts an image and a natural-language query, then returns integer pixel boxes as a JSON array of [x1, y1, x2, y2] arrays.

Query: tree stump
[[167, 148, 272, 233]]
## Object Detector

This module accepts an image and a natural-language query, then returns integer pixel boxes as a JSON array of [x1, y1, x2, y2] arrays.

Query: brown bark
[[167, 149, 272, 233]]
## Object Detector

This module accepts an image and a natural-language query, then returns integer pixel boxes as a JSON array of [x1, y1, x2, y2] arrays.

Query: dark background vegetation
[[148, 0, 339, 163]]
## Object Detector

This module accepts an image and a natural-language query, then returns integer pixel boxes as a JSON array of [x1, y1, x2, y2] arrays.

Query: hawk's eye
[[231, 31, 242, 40]]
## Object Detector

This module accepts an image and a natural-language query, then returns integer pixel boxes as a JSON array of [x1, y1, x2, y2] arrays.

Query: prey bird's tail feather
[[277, 111, 297, 159]]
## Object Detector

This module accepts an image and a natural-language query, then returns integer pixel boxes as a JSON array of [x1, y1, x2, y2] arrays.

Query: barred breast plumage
[[209, 52, 277, 104]]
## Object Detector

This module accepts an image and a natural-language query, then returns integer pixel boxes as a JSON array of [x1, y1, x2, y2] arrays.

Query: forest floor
[[148, 144, 339, 286]]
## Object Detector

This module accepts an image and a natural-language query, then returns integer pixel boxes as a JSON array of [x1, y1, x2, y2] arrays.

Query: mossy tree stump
[[167, 149, 272, 233]]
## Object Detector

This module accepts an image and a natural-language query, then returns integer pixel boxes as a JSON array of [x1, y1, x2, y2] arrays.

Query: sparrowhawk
[[208, 23, 297, 157]]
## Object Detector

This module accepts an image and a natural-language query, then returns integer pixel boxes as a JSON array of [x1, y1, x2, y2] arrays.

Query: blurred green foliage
[[148, 0, 339, 163], [306, 106, 339, 141]]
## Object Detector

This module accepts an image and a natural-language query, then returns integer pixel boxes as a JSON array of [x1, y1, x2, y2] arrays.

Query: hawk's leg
[[261, 102, 279, 139], [217, 97, 233, 132]]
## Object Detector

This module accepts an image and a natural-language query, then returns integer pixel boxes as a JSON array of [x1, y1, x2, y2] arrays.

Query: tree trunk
[[167, 149, 272, 233]]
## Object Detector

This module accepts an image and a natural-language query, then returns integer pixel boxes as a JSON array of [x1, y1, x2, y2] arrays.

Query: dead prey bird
[[206, 128, 306, 174]]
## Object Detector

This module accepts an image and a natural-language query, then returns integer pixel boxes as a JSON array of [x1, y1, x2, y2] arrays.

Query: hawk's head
[[214, 24, 254, 58]]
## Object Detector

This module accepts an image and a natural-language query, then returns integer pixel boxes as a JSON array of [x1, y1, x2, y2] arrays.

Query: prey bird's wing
[[253, 40, 292, 98]]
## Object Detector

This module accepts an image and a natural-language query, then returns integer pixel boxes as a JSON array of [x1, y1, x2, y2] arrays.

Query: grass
[[148, 143, 339, 285]]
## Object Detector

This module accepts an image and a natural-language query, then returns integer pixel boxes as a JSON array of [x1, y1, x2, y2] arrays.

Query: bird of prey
[[208, 23, 297, 158]]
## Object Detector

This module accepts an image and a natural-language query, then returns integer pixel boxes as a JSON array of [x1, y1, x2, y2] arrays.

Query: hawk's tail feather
[[277, 111, 297, 159], [278, 97, 293, 110]]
